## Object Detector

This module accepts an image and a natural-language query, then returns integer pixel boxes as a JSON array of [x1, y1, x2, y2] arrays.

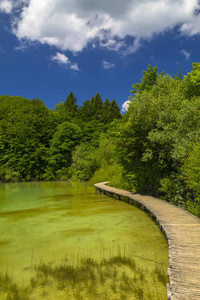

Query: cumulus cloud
[[51, 52, 80, 71], [102, 60, 115, 70], [181, 49, 191, 60], [122, 100, 131, 113], [0, 0, 28, 13], [0, 0, 12, 13], [2, 0, 200, 53], [70, 63, 80, 71], [51, 52, 69, 64]]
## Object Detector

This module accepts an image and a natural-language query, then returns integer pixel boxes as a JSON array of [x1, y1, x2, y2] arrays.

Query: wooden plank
[[94, 182, 200, 300]]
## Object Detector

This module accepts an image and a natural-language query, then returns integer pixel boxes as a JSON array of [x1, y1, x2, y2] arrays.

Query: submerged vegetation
[[0, 181, 169, 299], [0, 250, 168, 300], [1, 63, 200, 216]]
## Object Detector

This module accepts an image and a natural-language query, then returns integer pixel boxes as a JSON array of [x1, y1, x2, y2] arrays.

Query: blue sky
[[0, 0, 200, 112]]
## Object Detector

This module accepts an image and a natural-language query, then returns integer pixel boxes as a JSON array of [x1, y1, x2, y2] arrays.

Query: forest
[[0, 63, 200, 217]]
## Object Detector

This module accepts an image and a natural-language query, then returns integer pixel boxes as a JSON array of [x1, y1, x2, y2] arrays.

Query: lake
[[0, 181, 168, 299]]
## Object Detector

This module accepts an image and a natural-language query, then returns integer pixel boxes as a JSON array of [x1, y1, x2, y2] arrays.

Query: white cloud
[[2, 0, 200, 54], [0, 0, 29, 13], [70, 63, 79, 71], [122, 37, 141, 56], [181, 49, 191, 60], [102, 60, 115, 70], [122, 100, 131, 113], [51, 52, 80, 71], [51, 52, 69, 64], [0, 0, 12, 13]]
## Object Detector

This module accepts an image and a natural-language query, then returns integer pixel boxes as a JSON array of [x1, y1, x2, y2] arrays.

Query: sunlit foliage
[[1, 64, 200, 216]]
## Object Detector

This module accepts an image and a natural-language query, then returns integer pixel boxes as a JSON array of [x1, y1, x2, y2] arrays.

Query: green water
[[0, 181, 168, 299]]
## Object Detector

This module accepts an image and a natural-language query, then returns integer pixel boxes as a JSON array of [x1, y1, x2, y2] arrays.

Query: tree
[[79, 100, 92, 122], [117, 75, 184, 194], [130, 64, 163, 95], [0, 96, 56, 181], [183, 63, 200, 99], [48, 122, 82, 175], [81, 121, 102, 147], [181, 144, 200, 217], [173, 68, 183, 80], [109, 99, 122, 122], [90, 93, 103, 120], [64, 92, 78, 117], [101, 98, 110, 124], [54, 102, 70, 124], [70, 143, 99, 180]]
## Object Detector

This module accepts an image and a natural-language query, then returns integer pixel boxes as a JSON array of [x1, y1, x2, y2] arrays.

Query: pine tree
[[79, 100, 91, 122], [102, 98, 111, 124], [64, 92, 78, 117], [109, 99, 122, 121], [90, 93, 103, 120]]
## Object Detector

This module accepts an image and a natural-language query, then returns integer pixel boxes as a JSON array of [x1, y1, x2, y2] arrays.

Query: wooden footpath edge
[[94, 182, 200, 300]]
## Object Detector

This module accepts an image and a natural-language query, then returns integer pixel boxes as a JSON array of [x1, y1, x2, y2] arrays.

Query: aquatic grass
[[135, 285, 144, 299], [0, 273, 29, 300], [105, 255, 136, 270], [153, 261, 169, 286], [30, 277, 37, 288], [110, 280, 117, 293], [99, 268, 106, 285], [0, 245, 168, 300]]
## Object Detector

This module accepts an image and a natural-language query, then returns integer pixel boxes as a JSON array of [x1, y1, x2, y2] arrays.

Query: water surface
[[0, 181, 168, 299]]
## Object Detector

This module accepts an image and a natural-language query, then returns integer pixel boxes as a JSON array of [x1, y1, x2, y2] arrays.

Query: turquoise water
[[0, 181, 168, 299]]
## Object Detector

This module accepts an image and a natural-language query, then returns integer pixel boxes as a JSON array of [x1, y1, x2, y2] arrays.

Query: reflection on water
[[0, 181, 168, 299]]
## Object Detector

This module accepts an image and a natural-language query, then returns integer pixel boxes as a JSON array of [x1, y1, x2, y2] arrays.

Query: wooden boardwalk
[[94, 182, 200, 300]]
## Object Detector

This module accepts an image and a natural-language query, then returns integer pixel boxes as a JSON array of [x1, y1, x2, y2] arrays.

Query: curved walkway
[[94, 182, 200, 300]]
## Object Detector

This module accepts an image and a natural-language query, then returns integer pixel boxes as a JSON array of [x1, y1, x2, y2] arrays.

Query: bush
[[5, 169, 21, 182], [181, 144, 200, 217], [70, 143, 99, 181], [89, 162, 124, 188], [159, 174, 187, 209]]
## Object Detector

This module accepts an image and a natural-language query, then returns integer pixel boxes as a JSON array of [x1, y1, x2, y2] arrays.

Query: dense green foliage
[[117, 63, 200, 216], [1, 63, 200, 217], [0, 96, 56, 181], [0, 93, 121, 182]]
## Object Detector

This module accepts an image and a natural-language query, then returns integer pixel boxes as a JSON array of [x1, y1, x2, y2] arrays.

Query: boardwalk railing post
[[129, 198, 133, 205]]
